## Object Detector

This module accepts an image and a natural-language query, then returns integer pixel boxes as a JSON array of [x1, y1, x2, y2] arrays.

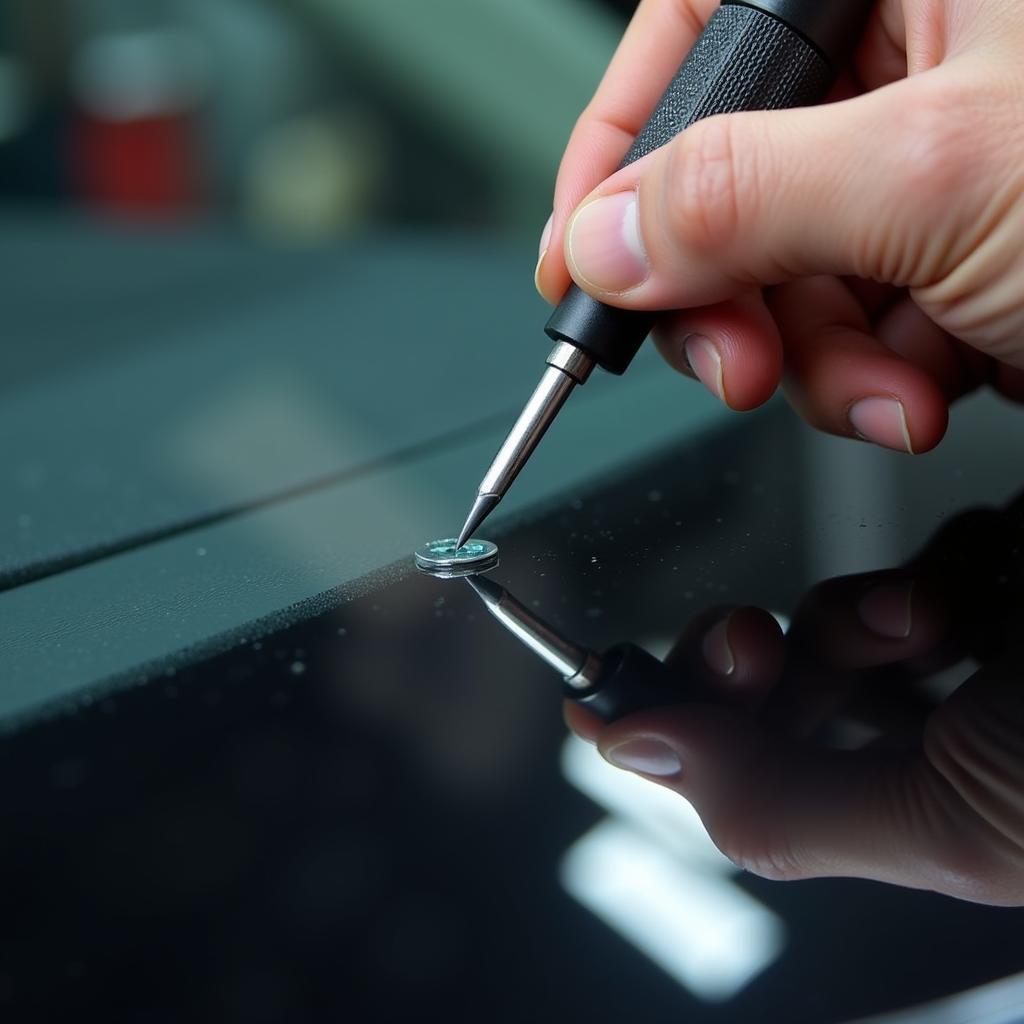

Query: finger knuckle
[[920, 704, 1024, 901], [664, 115, 750, 258], [730, 840, 810, 882], [929, 839, 1008, 900], [711, 819, 811, 881], [893, 756, 996, 894], [922, 699, 976, 790], [893, 77, 977, 208], [857, 79, 977, 285]]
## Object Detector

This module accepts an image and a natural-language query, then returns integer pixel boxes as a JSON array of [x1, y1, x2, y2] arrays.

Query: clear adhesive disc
[[414, 538, 499, 578]]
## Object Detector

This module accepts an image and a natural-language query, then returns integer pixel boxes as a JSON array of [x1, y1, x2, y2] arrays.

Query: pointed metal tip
[[456, 492, 500, 551], [463, 574, 503, 607]]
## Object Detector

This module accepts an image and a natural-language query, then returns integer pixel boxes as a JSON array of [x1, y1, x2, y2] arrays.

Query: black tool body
[[544, 0, 874, 375], [568, 642, 684, 723]]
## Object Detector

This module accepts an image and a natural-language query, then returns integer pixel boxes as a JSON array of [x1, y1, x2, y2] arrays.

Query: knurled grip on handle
[[544, 1, 835, 375]]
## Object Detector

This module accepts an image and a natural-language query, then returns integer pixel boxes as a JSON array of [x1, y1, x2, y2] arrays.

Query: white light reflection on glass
[[560, 735, 784, 1002]]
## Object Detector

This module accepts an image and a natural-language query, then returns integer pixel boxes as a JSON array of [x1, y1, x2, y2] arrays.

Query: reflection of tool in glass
[[465, 575, 679, 722], [455, 0, 874, 549]]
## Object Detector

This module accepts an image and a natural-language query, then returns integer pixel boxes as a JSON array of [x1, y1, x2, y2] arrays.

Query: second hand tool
[[456, 0, 873, 549]]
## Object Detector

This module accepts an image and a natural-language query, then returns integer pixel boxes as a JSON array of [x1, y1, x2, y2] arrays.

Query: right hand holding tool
[[537, 0, 1024, 454]]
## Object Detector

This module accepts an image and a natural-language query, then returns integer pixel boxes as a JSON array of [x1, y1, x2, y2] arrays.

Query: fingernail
[[702, 617, 736, 675], [849, 398, 914, 453], [566, 191, 648, 293], [605, 737, 681, 777], [858, 581, 914, 639], [534, 213, 553, 294], [684, 334, 726, 402]]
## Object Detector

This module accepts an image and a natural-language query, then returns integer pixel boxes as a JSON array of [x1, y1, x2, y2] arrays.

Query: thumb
[[562, 73, 975, 312], [595, 704, 995, 898]]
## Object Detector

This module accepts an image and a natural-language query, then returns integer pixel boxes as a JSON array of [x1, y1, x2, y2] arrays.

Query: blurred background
[[1, 0, 673, 626], [0, 0, 638, 238]]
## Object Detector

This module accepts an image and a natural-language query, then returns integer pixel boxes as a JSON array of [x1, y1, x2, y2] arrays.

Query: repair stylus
[[455, 0, 873, 548]]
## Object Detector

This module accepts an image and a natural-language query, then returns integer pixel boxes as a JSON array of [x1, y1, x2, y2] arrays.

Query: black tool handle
[[544, 0, 872, 375], [569, 643, 684, 723]]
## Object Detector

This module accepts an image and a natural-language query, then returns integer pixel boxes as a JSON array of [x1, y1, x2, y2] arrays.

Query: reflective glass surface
[[8, 2, 1022, 1020], [3, 402, 1024, 1023]]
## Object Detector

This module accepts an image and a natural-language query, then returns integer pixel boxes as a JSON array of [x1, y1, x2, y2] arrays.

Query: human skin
[[535, 0, 1024, 454], [563, 506, 1024, 905]]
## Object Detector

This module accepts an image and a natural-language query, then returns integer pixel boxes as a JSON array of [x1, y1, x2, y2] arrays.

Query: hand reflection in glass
[[566, 507, 1024, 906]]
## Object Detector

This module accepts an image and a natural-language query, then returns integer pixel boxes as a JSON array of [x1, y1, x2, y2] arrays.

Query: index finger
[[536, 0, 717, 303]]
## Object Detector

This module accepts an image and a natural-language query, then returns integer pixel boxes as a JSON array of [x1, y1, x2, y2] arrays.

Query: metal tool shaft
[[464, 574, 684, 721], [464, 576, 601, 690], [456, 342, 594, 548]]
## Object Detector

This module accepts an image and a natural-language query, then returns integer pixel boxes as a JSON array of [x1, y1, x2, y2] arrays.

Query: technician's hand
[[565, 505, 1024, 905], [536, 0, 1024, 453]]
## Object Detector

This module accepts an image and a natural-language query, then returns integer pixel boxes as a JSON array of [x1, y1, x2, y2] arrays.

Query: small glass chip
[[414, 538, 499, 577]]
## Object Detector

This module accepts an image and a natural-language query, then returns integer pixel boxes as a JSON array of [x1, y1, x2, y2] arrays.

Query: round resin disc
[[414, 538, 499, 577]]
